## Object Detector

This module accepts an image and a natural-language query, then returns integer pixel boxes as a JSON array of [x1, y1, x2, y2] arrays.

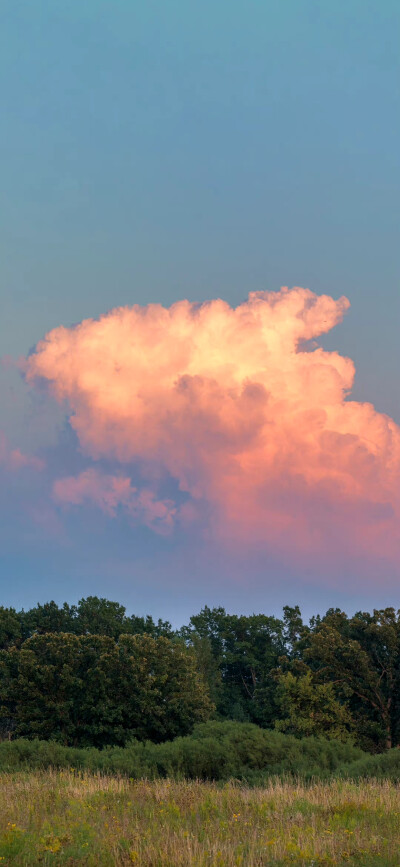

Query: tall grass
[[1, 771, 400, 865]]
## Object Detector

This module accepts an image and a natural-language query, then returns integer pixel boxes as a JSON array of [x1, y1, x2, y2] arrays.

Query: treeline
[[1, 597, 400, 752]]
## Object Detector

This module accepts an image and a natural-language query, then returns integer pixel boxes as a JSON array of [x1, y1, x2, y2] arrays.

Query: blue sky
[[1, 0, 399, 624]]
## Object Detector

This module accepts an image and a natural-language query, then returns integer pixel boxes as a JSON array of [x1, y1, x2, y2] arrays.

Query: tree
[[183, 607, 285, 725], [305, 608, 400, 750], [0, 640, 19, 738], [74, 596, 128, 638], [181, 632, 222, 709], [16, 597, 175, 642], [117, 634, 213, 741], [0, 606, 21, 650], [19, 600, 76, 639], [275, 670, 354, 742], [282, 605, 307, 656], [0, 632, 213, 746]]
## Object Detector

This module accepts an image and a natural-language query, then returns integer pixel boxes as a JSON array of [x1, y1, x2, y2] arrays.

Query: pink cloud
[[25, 288, 400, 568], [0, 354, 27, 371], [0, 431, 45, 472], [53, 468, 176, 534]]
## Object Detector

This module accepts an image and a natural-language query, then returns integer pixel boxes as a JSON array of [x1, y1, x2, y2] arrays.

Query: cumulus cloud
[[26, 287, 400, 565], [0, 431, 44, 472], [53, 468, 176, 534]]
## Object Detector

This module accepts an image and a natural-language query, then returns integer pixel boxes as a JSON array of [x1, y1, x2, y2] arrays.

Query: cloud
[[0, 354, 26, 371], [0, 431, 45, 472], [25, 287, 400, 567], [53, 468, 176, 534]]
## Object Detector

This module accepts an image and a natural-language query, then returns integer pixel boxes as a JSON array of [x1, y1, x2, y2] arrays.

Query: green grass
[[1, 771, 400, 865]]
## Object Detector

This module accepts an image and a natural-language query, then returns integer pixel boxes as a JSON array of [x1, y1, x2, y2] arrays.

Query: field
[[1, 772, 400, 866]]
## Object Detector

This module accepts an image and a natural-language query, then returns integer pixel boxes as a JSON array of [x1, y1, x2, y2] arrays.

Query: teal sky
[[1, 0, 399, 623]]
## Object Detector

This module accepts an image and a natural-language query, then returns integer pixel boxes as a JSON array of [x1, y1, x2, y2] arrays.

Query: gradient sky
[[1, 0, 399, 624]]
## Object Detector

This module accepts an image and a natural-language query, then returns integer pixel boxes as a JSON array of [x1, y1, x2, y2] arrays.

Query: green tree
[[275, 670, 354, 741], [74, 596, 128, 638], [17, 597, 175, 642], [117, 634, 213, 741], [282, 605, 307, 655], [305, 608, 400, 750], [181, 632, 222, 709], [0, 606, 21, 650], [0, 638, 19, 738], [184, 607, 285, 725], [19, 601, 76, 639], [0, 633, 213, 746]]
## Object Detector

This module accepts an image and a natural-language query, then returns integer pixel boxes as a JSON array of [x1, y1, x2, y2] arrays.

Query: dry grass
[[0, 771, 399, 865]]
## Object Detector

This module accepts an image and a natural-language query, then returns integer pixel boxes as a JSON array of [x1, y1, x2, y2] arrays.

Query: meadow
[[1, 770, 400, 866]]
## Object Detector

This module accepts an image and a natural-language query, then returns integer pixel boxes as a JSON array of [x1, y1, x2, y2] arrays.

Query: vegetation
[[0, 633, 211, 747], [2, 597, 400, 864], [0, 722, 364, 783], [2, 597, 400, 752], [1, 771, 400, 865]]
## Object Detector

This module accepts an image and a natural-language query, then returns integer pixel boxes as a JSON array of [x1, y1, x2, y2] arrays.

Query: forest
[[1, 596, 399, 755]]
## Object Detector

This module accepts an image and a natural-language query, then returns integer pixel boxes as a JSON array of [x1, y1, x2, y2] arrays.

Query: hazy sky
[[1, 0, 399, 624]]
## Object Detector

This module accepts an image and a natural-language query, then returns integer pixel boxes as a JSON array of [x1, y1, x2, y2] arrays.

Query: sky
[[1, 0, 399, 625]]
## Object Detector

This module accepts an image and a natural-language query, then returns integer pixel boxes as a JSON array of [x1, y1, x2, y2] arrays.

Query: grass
[[0, 772, 400, 865]]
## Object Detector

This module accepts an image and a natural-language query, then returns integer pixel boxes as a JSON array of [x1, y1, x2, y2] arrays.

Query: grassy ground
[[0, 772, 399, 866]]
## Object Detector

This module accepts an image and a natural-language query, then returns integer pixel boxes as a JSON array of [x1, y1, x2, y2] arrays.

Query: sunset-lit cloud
[[0, 431, 45, 472], [53, 468, 176, 534], [26, 288, 400, 566]]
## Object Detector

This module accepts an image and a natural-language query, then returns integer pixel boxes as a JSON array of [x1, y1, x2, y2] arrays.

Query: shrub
[[0, 721, 365, 782], [339, 748, 400, 782]]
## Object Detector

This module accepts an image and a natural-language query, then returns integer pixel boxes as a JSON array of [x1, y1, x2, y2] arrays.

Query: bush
[[339, 748, 400, 782], [0, 721, 366, 782]]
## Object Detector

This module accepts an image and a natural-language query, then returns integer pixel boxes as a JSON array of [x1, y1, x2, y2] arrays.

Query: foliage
[[0, 606, 21, 650], [340, 747, 400, 782], [15, 597, 173, 643], [0, 722, 364, 781], [303, 607, 400, 751], [275, 670, 355, 742], [0, 634, 213, 746], [181, 606, 285, 726], [2, 596, 400, 752]]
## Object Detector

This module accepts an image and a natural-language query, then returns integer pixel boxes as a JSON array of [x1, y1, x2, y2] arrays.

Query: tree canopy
[[1, 597, 400, 751]]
